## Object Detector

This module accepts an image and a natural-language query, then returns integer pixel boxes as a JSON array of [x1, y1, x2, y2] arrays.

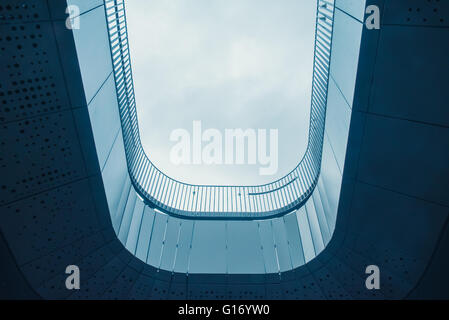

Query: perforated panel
[[37, 240, 119, 299], [281, 276, 328, 300], [101, 265, 140, 299], [227, 284, 266, 300], [1, 179, 100, 264], [0, 111, 87, 205], [0, 1, 49, 23], [68, 250, 129, 299], [127, 274, 155, 299], [21, 231, 106, 288], [0, 13, 84, 206], [384, 0, 449, 26], [0, 21, 69, 123], [188, 283, 227, 300], [324, 255, 384, 299], [167, 282, 187, 300], [149, 279, 170, 300]]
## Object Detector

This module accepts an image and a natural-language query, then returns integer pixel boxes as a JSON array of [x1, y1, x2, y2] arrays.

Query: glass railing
[[103, 0, 335, 219]]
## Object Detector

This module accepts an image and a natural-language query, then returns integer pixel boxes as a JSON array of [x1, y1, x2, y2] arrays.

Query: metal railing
[[103, 0, 335, 219]]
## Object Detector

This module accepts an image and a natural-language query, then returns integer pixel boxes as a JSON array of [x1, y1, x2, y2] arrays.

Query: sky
[[126, 0, 317, 185]]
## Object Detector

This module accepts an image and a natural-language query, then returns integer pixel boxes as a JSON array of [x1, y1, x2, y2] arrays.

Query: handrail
[[103, 0, 335, 219]]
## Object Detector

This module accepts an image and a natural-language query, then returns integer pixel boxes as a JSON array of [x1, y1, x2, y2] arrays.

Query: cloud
[[126, 0, 317, 185]]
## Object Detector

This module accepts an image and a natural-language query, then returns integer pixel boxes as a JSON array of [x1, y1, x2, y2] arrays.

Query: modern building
[[0, 0, 448, 299]]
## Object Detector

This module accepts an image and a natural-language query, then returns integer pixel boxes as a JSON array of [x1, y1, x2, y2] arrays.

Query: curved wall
[[103, 0, 333, 219], [70, 0, 357, 274]]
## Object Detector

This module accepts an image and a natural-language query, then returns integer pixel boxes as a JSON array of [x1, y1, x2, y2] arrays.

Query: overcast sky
[[126, 0, 316, 185]]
